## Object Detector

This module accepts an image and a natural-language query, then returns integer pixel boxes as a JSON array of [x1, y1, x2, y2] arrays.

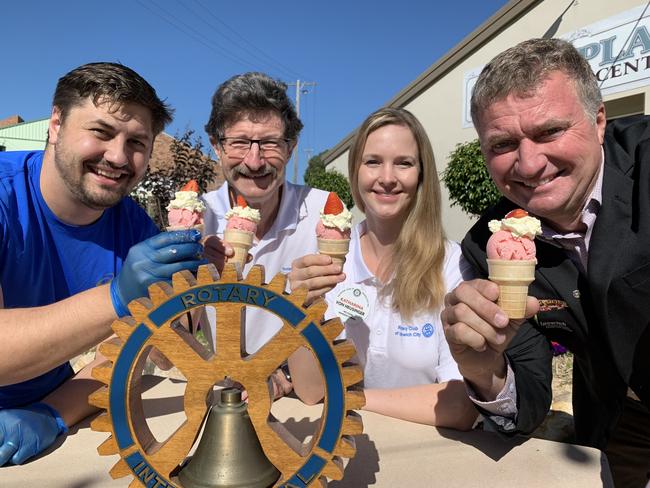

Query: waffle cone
[[166, 223, 205, 235], [224, 228, 254, 266], [487, 259, 536, 319], [317, 237, 350, 265]]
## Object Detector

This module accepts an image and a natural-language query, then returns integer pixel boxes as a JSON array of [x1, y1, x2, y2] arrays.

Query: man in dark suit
[[441, 38, 650, 488]]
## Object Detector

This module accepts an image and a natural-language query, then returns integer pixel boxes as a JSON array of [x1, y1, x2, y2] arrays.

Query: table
[[1, 376, 613, 487]]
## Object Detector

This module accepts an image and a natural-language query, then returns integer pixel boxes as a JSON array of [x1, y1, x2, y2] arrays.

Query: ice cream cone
[[487, 259, 536, 319], [166, 223, 205, 235], [224, 228, 254, 266], [317, 237, 350, 265]]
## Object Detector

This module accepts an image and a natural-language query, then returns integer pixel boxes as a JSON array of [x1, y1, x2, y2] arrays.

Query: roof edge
[[322, 0, 541, 165]]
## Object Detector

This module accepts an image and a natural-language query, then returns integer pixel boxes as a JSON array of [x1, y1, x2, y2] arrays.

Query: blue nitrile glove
[[0, 402, 68, 465], [110, 230, 207, 317]]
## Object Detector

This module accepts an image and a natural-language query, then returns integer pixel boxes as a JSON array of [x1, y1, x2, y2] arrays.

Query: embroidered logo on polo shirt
[[422, 323, 434, 338], [394, 323, 434, 338], [538, 299, 568, 312]]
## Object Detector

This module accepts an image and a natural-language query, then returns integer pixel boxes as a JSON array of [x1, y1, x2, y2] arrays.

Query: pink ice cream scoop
[[487, 230, 536, 260], [168, 208, 202, 228], [226, 215, 257, 233], [316, 221, 351, 239]]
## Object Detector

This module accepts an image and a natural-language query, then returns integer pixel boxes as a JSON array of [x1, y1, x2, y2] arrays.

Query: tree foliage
[[303, 151, 354, 209], [442, 139, 501, 216], [131, 129, 217, 228]]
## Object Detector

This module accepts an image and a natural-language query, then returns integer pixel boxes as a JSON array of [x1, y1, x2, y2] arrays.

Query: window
[[605, 93, 645, 121]]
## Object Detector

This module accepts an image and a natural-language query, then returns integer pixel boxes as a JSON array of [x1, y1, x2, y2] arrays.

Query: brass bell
[[178, 387, 280, 488]]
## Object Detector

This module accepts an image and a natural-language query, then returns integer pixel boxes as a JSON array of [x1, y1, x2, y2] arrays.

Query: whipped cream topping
[[320, 208, 353, 232], [488, 215, 542, 239], [225, 205, 261, 223], [167, 191, 206, 212]]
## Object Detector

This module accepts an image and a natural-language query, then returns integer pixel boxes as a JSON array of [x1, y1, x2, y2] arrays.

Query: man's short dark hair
[[53, 62, 173, 135], [204, 72, 303, 142]]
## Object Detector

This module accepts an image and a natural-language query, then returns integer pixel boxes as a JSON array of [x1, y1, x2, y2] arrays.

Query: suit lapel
[[586, 144, 636, 380], [588, 162, 633, 305], [533, 240, 589, 345]]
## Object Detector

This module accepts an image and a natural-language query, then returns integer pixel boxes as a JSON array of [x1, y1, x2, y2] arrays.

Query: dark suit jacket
[[462, 116, 650, 449]]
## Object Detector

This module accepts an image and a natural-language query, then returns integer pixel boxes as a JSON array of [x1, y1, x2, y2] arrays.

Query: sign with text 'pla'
[[462, 5, 650, 128]]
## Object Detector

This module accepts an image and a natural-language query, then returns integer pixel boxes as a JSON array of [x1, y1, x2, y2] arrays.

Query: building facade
[[323, 0, 650, 240]]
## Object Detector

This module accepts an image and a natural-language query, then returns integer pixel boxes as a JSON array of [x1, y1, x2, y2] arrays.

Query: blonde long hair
[[348, 107, 446, 319]]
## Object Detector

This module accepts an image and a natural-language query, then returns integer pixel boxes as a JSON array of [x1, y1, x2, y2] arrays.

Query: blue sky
[[1, 0, 508, 181]]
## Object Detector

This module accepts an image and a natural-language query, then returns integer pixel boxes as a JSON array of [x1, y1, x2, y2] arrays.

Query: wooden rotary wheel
[[89, 264, 365, 487]]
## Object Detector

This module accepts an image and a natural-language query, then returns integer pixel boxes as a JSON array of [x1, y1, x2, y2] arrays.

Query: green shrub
[[442, 139, 501, 216], [304, 151, 354, 209]]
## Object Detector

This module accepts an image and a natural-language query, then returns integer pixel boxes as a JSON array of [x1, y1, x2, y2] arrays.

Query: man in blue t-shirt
[[0, 62, 206, 466]]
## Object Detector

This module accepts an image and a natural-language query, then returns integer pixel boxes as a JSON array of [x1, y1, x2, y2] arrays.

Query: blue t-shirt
[[0, 151, 159, 408]]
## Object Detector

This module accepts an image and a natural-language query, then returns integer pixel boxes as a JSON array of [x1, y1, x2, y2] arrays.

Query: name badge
[[334, 287, 369, 321]]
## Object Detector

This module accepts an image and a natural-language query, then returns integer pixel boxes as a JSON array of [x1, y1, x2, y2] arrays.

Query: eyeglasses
[[218, 137, 291, 158]]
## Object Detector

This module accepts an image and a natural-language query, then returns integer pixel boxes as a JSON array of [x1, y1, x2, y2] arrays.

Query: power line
[[136, 0, 304, 82], [189, 0, 305, 81], [135, 0, 265, 74], [177, 0, 297, 79]]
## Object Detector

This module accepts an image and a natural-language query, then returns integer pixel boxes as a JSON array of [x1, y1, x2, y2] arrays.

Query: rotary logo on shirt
[[394, 322, 434, 338], [334, 287, 369, 320]]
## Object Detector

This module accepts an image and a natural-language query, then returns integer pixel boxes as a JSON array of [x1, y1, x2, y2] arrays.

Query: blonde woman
[[290, 108, 477, 429]]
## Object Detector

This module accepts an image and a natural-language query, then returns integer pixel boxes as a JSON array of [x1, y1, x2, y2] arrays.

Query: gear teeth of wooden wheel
[[333, 435, 356, 458], [196, 263, 219, 283], [91, 363, 113, 386], [345, 390, 366, 411], [112, 319, 136, 342], [97, 436, 119, 456], [306, 297, 328, 318], [125, 300, 151, 323], [219, 262, 240, 282], [172, 269, 197, 291], [321, 318, 345, 342], [90, 412, 113, 433], [333, 340, 357, 364], [244, 264, 265, 285], [89, 266, 365, 487], [147, 281, 174, 306], [109, 459, 131, 479], [88, 386, 109, 410], [268, 271, 288, 293], [342, 411, 364, 436], [342, 364, 364, 388], [98, 338, 123, 363]]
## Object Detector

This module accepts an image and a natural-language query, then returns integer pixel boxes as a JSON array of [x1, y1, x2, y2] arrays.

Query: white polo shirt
[[202, 182, 328, 353], [326, 221, 471, 389]]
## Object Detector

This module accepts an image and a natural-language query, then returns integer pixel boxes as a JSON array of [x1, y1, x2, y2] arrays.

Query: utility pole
[[288, 79, 316, 184]]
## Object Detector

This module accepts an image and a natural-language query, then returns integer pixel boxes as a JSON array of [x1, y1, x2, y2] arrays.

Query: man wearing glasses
[[201, 72, 345, 395]]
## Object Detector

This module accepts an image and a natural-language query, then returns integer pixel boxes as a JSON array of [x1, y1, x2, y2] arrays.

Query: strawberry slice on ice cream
[[316, 192, 352, 263]]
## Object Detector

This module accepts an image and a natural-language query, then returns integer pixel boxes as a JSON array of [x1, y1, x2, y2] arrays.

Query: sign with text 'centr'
[[462, 5, 650, 128], [567, 5, 650, 95]]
